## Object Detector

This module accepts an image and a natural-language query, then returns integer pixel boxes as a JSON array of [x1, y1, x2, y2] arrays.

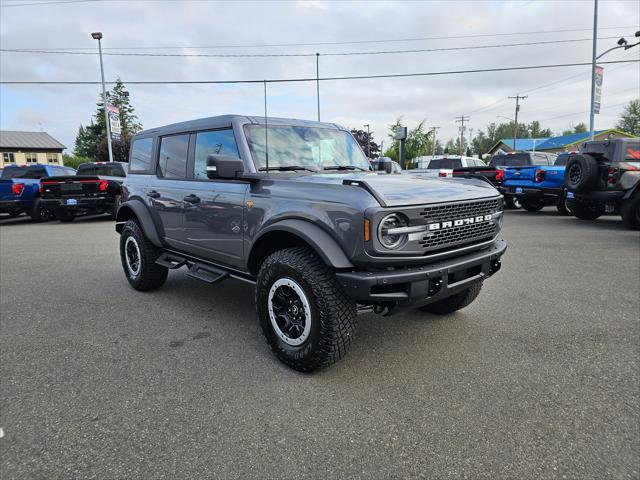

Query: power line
[[0, 0, 105, 7], [2, 59, 637, 85], [0, 36, 628, 58], [539, 102, 628, 122], [2, 25, 635, 49]]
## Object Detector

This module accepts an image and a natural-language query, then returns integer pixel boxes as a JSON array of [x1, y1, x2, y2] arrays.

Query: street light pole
[[588, 0, 599, 141], [364, 123, 370, 158], [92, 32, 113, 163], [316, 53, 320, 122]]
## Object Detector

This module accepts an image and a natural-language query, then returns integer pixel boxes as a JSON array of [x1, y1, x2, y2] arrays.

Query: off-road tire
[[110, 195, 121, 220], [521, 198, 545, 212], [620, 191, 640, 230], [556, 189, 572, 216], [120, 219, 168, 291], [567, 198, 605, 220], [419, 282, 482, 315], [565, 154, 600, 193], [29, 198, 52, 223], [55, 208, 75, 223], [256, 246, 356, 372], [504, 195, 521, 210]]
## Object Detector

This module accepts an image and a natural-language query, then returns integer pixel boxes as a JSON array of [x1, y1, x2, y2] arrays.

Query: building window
[[3, 152, 16, 164], [47, 152, 59, 164], [25, 152, 38, 163]]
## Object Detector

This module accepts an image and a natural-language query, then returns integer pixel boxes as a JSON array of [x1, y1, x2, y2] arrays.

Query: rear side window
[[1, 168, 27, 179], [129, 138, 154, 172], [50, 166, 76, 176], [5, 167, 48, 179], [193, 129, 239, 179], [158, 134, 189, 179], [428, 158, 462, 169]]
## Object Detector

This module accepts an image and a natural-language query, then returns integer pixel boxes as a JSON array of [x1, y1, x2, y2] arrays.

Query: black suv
[[564, 138, 640, 229], [115, 115, 507, 371]]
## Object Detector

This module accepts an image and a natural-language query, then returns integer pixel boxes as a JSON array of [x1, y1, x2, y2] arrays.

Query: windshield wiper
[[323, 165, 367, 171], [259, 166, 320, 173]]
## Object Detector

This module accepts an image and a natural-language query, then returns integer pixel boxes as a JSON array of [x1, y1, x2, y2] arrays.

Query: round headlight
[[378, 213, 409, 249]]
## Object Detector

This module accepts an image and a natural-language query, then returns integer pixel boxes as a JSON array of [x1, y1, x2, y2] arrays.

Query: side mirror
[[378, 157, 393, 174], [206, 154, 244, 179]]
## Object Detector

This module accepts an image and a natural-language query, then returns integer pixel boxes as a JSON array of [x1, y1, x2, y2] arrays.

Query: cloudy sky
[[1, 0, 638, 153]]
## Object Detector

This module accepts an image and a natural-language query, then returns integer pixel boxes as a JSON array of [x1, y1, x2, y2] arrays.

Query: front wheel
[[567, 198, 605, 220], [620, 192, 640, 230], [119, 220, 168, 291], [419, 282, 482, 315], [504, 196, 521, 210], [521, 198, 545, 212], [256, 247, 356, 372]]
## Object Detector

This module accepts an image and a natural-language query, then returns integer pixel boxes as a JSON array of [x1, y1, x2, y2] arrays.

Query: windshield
[[490, 153, 531, 167], [77, 163, 126, 177], [243, 125, 369, 171], [428, 158, 462, 169]]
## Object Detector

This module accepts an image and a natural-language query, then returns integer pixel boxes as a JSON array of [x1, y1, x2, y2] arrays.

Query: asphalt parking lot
[[1, 209, 638, 479]]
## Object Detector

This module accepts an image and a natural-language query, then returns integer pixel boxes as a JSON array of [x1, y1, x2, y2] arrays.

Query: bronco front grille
[[418, 197, 502, 252]]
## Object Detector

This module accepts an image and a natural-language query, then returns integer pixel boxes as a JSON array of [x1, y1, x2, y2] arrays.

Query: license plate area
[[61, 183, 82, 192], [66, 199, 78, 205]]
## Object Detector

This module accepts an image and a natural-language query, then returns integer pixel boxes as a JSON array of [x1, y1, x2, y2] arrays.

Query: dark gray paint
[[119, 115, 503, 274]]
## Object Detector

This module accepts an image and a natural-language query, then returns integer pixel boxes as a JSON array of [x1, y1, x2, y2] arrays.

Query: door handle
[[147, 190, 160, 199], [183, 194, 201, 204]]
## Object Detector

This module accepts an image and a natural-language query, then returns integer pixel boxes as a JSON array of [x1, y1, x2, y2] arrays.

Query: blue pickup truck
[[502, 153, 572, 214], [0, 164, 76, 221]]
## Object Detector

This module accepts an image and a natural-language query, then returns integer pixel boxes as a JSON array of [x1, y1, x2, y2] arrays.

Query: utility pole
[[508, 95, 527, 151], [364, 123, 371, 159], [429, 126, 440, 156], [316, 53, 320, 122], [589, 0, 598, 140], [92, 32, 113, 163], [455, 115, 469, 156]]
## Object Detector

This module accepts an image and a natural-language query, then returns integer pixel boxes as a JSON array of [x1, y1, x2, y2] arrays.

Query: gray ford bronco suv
[[116, 115, 507, 371]]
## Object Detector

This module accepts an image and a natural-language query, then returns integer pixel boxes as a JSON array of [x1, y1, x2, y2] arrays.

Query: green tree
[[62, 154, 94, 169], [528, 120, 553, 138], [562, 123, 588, 136], [350, 128, 380, 158], [73, 79, 142, 161], [616, 99, 640, 136], [383, 118, 434, 163]]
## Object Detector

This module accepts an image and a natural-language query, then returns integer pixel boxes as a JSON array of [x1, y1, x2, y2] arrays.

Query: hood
[[287, 172, 499, 207]]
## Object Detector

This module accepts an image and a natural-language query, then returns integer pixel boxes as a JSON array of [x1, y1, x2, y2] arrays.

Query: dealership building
[[0, 131, 66, 168]]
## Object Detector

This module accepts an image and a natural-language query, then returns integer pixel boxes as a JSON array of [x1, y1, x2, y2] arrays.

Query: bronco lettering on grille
[[427, 214, 493, 231]]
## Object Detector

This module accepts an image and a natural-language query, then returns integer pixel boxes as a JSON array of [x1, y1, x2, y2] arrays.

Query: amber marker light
[[364, 219, 371, 241]]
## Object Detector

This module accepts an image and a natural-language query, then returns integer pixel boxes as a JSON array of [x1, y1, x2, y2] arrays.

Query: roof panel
[[0, 131, 66, 150]]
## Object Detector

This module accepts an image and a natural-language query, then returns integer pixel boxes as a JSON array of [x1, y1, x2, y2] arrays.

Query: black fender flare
[[622, 178, 640, 200], [115, 199, 163, 247], [251, 219, 354, 270]]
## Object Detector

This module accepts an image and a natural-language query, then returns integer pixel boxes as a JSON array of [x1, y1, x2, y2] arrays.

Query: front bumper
[[41, 197, 113, 212], [336, 239, 507, 308], [0, 199, 24, 214]]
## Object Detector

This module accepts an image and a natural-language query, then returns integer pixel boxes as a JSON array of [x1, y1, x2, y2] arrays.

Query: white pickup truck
[[409, 156, 487, 178]]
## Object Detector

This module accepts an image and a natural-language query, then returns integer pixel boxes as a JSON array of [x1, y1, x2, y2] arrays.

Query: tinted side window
[[129, 138, 154, 172], [193, 129, 239, 179], [23, 168, 47, 179], [158, 134, 189, 179]]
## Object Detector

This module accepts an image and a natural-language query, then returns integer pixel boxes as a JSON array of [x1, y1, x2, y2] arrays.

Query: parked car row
[[0, 161, 127, 222]]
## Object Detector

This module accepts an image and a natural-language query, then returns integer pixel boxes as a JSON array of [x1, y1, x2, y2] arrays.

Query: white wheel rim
[[268, 278, 312, 346], [125, 236, 142, 277]]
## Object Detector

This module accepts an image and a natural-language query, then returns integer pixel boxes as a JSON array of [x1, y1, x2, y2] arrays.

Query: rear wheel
[[55, 208, 75, 222], [30, 198, 53, 223], [256, 247, 356, 372], [567, 198, 605, 220], [564, 154, 600, 193], [521, 198, 545, 212], [556, 189, 572, 216], [419, 282, 482, 315], [620, 192, 640, 230], [119, 220, 168, 291]]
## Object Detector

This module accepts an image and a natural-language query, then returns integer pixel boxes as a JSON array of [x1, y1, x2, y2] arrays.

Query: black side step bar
[[156, 252, 188, 269], [155, 252, 232, 284]]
